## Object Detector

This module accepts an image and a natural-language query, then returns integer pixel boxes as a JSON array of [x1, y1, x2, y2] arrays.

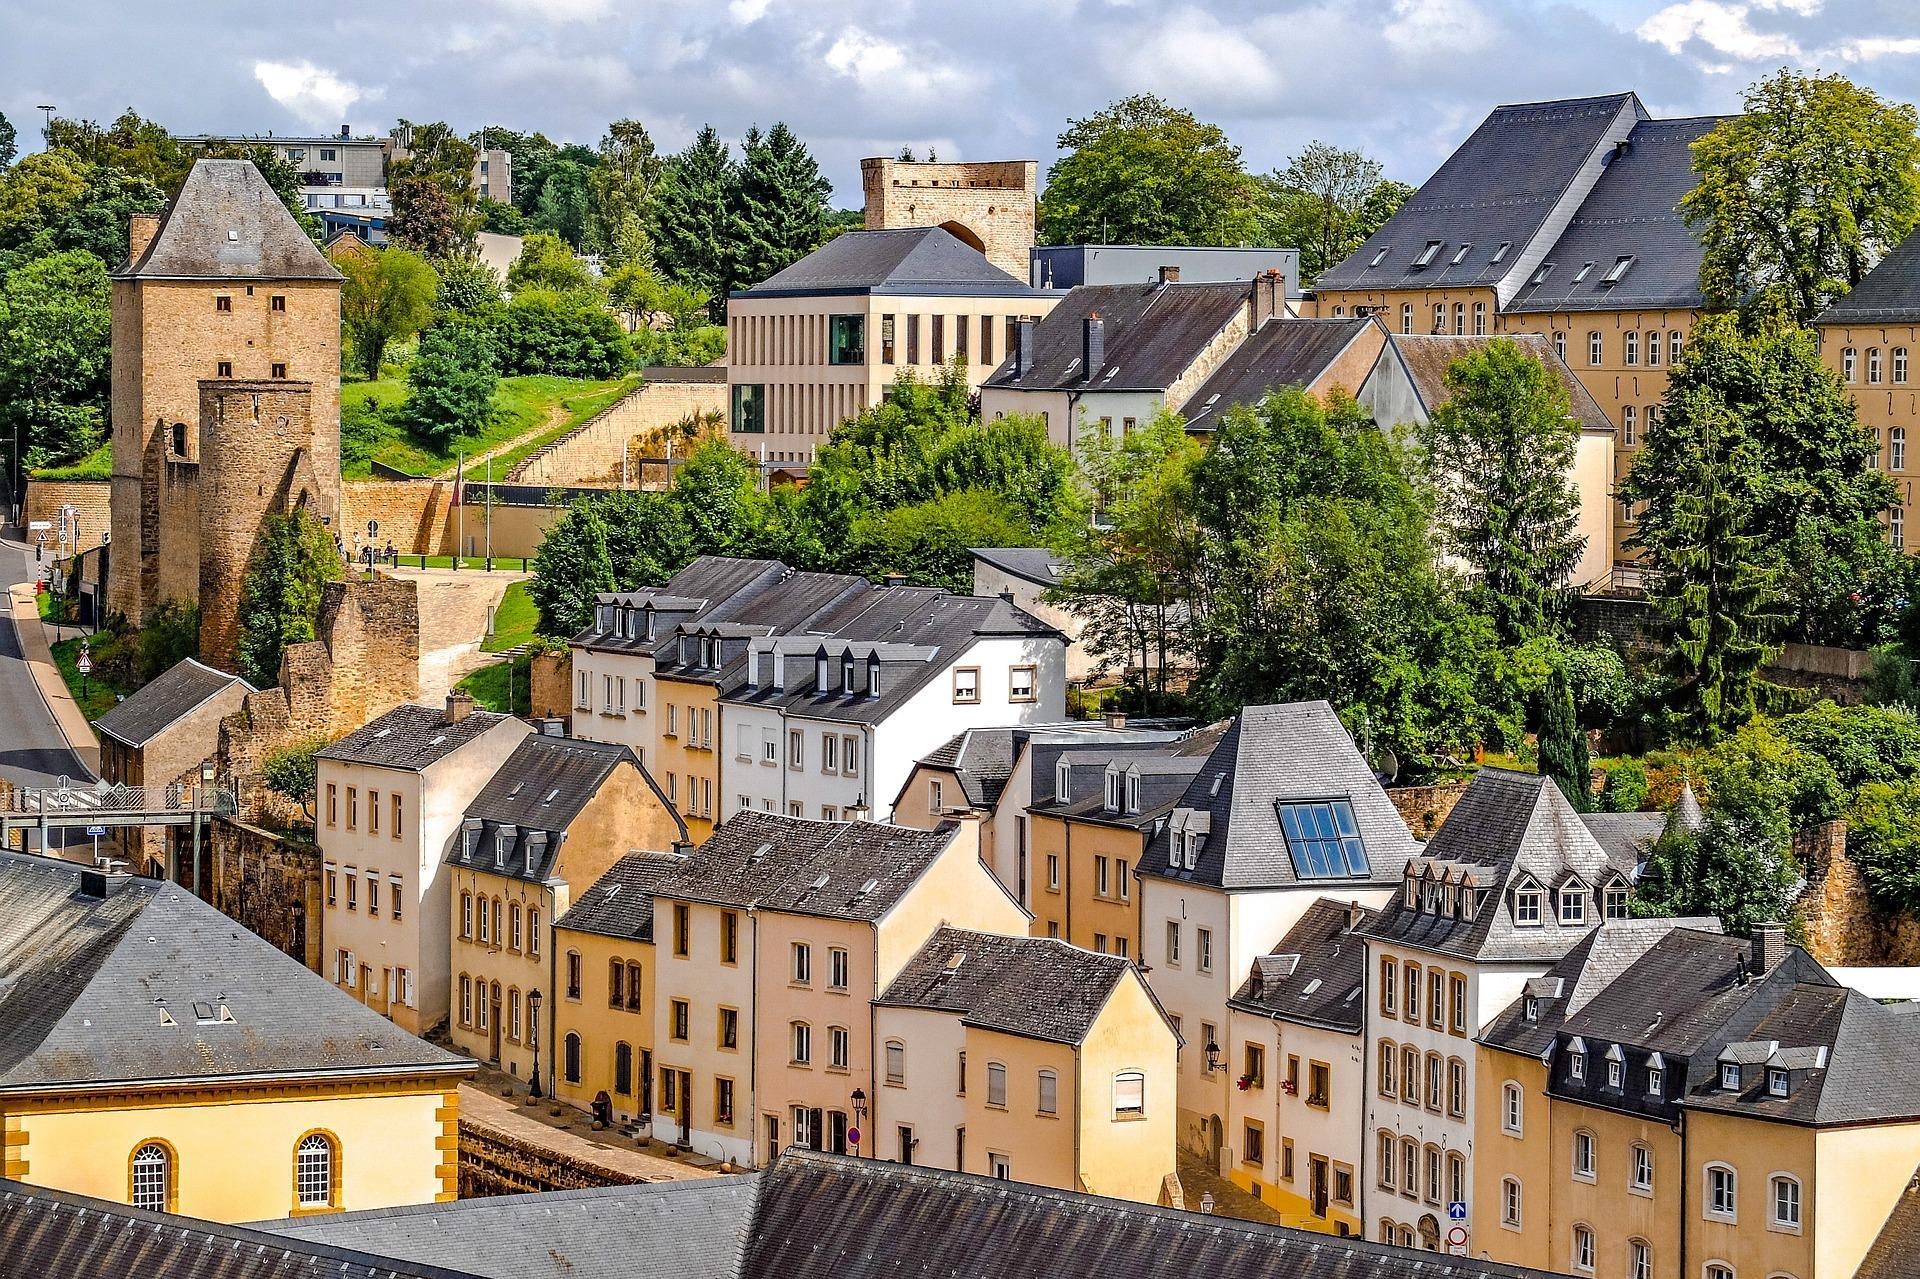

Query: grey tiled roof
[[0, 851, 467, 1092], [654, 811, 967, 921], [1859, 1174, 1920, 1279], [573, 557, 790, 654], [737, 227, 1048, 299], [911, 722, 1194, 812], [1229, 898, 1378, 1033], [263, 1178, 759, 1279], [94, 657, 251, 748], [1577, 810, 1666, 871], [555, 851, 688, 941], [1818, 228, 1920, 324], [1140, 702, 1419, 892], [317, 702, 522, 771], [1318, 94, 1643, 299], [970, 546, 1066, 588], [981, 281, 1250, 393], [118, 159, 341, 281], [1028, 733, 1220, 832], [1177, 319, 1377, 430], [877, 926, 1151, 1045], [1378, 333, 1614, 435]]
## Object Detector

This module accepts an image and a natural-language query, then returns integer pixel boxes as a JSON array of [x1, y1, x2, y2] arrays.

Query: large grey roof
[[1505, 116, 1723, 313], [982, 281, 1249, 393], [1576, 810, 1667, 869], [970, 546, 1066, 588], [554, 851, 688, 941], [317, 702, 522, 772], [264, 1178, 759, 1279], [0, 851, 467, 1092], [1028, 728, 1226, 833], [910, 721, 1193, 812], [1374, 333, 1614, 435], [1229, 898, 1378, 1033], [118, 159, 340, 281], [450, 737, 682, 883], [1818, 228, 1920, 325], [573, 557, 790, 654], [737, 227, 1048, 299], [1177, 319, 1377, 430], [1860, 1174, 1920, 1279], [93, 658, 251, 748], [1318, 94, 1643, 301], [1140, 702, 1419, 892], [877, 926, 1153, 1045]]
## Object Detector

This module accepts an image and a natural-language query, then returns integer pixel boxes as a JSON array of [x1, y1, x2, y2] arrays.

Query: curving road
[[0, 536, 88, 790]]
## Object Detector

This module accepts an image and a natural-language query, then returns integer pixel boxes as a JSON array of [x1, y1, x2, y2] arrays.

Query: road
[[0, 536, 88, 790]]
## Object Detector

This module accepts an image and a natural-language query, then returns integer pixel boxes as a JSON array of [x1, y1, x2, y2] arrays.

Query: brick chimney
[[1158, 265, 1181, 285], [1082, 312, 1105, 381], [1015, 318, 1037, 379], [444, 690, 475, 724], [1253, 269, 1284, 329], [128, 213, 161, 264], [1753, 922, 1788, 972]]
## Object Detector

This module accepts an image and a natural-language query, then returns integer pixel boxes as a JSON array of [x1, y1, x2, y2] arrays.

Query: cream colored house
[[726, 226, 1061, 470], [647, 810, 1026, 1166], [0, 851, 470, 1223], [873, 926, 1178, 1203], [317, 694, 531, 1034]]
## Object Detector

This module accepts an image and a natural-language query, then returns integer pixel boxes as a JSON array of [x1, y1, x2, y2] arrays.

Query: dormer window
[[1182, 830, 1201, 871], [1491, 241, 1512, 264], [1530, 263, 1554, 286], [494, 831, 507, 869], [1605, 1044, 1625, 1088], [1559, 884, 1587, 925], [1124, 772, 1141, 815], [645, 608, 656, 641], [866, 652, 881, 698], [842, 654, 856, 693], [1603, 880, 1630, 919], [1421, 881, 1441, 912], [1412, 241, 1442, 269], [1403, 871, 1419, 908], [1720, 1062, 1741, 1091], [1514, 887, 1543, 926], [1523, 995, 1539, 1022], [1568, 1044, 1587, 1082], [597, 603, 613, 631], [815, 651, 830, 690], [1647, 1053, 1666, 1096], [1057, 761, 1072, 804], [1103, 768, 1121, 814], [1572, 261, 1595, 283], [1601, 255, 1635, 285], [1767, 1066, 1789, 1098]]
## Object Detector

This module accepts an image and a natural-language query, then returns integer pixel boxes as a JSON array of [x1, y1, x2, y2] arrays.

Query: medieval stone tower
[[860, 157, 1038, 280], [107, 158, 343, 661]]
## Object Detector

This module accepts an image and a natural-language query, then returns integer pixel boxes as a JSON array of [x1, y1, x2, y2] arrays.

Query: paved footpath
[[0, 534, 95, 786], [459, 1080, 722, 1185]]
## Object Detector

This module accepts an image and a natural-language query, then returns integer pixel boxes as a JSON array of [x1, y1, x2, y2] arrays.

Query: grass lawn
[[343, 375, 637, 480], [51, 633, 135, 722], [482, 581, 540, 653], [31, 442, 112, 482], [457, 653, 533, 716]]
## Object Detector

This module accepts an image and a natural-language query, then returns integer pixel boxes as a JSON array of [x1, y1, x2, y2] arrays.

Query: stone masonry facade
[[861, 157, 1037, 280]]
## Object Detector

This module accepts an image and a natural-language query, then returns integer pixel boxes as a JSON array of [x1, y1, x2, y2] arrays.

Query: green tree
[[851, 490, 1029, 592], [0, 250, 112, 473], [338, 246, 437, 378], [45, 110, 184, 189], [388, 176, 467, 259], [1257, 142, 1408, 281], [390, 121, 478, 200], [590, 119, 663, 254], [137, 599, 200, 683], [434, 256, 503, 314], [1684, 69, 1920, 322], [261, 736, 327, 821], [601, 489, 694, 587], [1537, 663, 1589, 809], [478, 197, 529, 234], [1039, 95, 1259, 246], [0, 112, 15, 170], [496, 293, 632, 378], [675, 439, 766, 556], [0, 151, 91, 257], [730, 123, 831, 289], [235, 509, 342, 688], [533, 158, 594, 248], [529, 496, 616, 635], [1633, 781, 1799, 936], [1418, 339, 1583, 643], [507, 230, 597, 295], [1846, 778, 1920, 912], [651, 126, 740, 310], [403, 322, 498, 443]]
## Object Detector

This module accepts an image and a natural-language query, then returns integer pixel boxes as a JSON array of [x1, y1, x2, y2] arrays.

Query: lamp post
[[528, 988, 544, 1098], [851, 1088, 867, 1158], [36, 105, 54, 138], [1204, 1037, 1225, 1074]]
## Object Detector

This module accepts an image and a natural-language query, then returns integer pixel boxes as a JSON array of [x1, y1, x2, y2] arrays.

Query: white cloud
[[252, 60, 372, 127], [729, 0, 771, 22], [487, 0, 614, 20], [1103, 8, 1281, 109], [1637, 2, 1802, 60], [819, 26, 978, 103], [824, 28, 907, 82], [1384, 0, 1495, 59], [1835, 35, 1920, 61]]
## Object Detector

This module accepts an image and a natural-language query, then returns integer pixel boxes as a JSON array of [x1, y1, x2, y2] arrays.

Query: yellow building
[[0, 850, 470, 1223], [1816, 233, 1920, 549], [1476, 919, 1920, 1279], [447, 735, 684, 1087], [872, 926, 1178, 1203], [551, 851, 686, 1125]]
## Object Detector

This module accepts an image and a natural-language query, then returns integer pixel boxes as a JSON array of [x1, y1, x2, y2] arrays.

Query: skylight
[[1601, 255, 1635, 285], [1449, 244, 1472, 266], [1491, 241, 1512, 264], [1275, 799, 1370, 878], [1412, 241, 1443, 269], [1531, 263, 1554, 285], [1369, 246, 1391, 268], [1573, 262, 1595, 283]]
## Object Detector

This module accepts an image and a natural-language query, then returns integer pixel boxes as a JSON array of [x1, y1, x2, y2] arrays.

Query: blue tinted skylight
[[1276, 800, 1370, 878]]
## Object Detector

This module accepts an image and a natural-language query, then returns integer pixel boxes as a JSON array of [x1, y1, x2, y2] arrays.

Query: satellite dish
[[1375, 748, 1401, 785]]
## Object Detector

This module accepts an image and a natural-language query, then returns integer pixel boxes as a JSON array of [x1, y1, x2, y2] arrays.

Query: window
[[460, 975, 472, 1025], [1380, 957, 1398, 1013], [1113, 1070, 1145, 1117], [1844, 347, 1859, 382], [906, 314, 921, 363], [1514, 887, 1542, 925], [1559, 884, 1587, 924], [720, 1007, 739, 1049], [1705, 1266, 1733, 1279], [1473, 302, 1487, 335], [1402, 1137, 1417, 1193], [791, 1021, 812, 1064], [1671, 329, 1685, 360], [671, 999, 689, 1041], [1447, 1152, 1465, 1205], [828, 314, 866, 364], [1401, 302, 1413, 334], [673, 904, 689, 956], [952, 667, 979, 704], [1625, 330, 1639, 365], [295, 1134, 335, 1208], [827, 946, 850, 990], [1378, 1041, 1398, 1096], [1429, 970, 1444, 1027], [1274, 799, 1371, 877], [1573, 1129, 1596, 1180], [215, 295, 233, 313], [1047, 854, 1060, 890], [1453, 302, 1465, 335], [1629, 1240, 1652, 1279], [1623, 404, 1636, 447], [787, 729, 803, 767], [1377, 1131, 1396, 1188], [346, 873, 358, 912], [880, 314, 896, 363], [1402, 1045, 1418, 1101], [931, 314, 945, 363], [1648, 1061, 1665, 1094], [217, 360, 233, 378], [271, 362, 287, 379], [508, 987, 522, 1040], [1721, 1062, 1741, 1091], [1426, 1052, 1442, 1110], [131, 1142, 172, 1212], [1870, 347, 1884, 383], [1772, 1174, 1801, 1229], [1501, 1176, 1522, 1228], [1632, 1143, 1653, 1192], [1571, 1224, 1595, 1273], [1433, 302, 1446, 333], [1605, 882, 1630, 918], [1894, 427, 1906, 472], [1894, 507, 1906, 550], [829, 1025, 851, 1070], [980, 314, 993, 365], [1555, 329, 1567, 361], [1449, 974, 1466, 1033], [1009, 665, 1036, 702], [1196, 927, 1213, 972], [1898, 348, 1910, 383], [1502, 1082, 1523, 1135], [510, 903, 522, 951], [1166, 921, 1181, 965], [1608, 1056, 1624, 1088], [1447, 1058, 1465, 1116], [885, 1040, 905, 1085], [563, 1032, 581, 1084], [989, 1153, 1011, 1180], [1768, 1066, 1789, 1097], [731, 382, 766, 433], [1038, 1069, 1058, 1115], [1589, 331, 1603, 366], [1648, 329, 1664, 366], [1706, 1164, 1737, 1220], [792, 942, 812, 985], [1308, 1060, 1330, 1108], [1244, 1122, 1264, 1166], [1569, 1045, 1587, 1082], [987, 1061, 1008, 1107]]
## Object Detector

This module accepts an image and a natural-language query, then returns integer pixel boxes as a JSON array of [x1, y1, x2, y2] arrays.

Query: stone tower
[[860, 157, 1038, 280], [107, 159, 343, 630]]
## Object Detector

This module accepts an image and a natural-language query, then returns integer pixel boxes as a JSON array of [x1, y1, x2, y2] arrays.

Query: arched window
[[1588, 331, 1603, 366], [1844, 347, 1859, 382], [1401, 1045, 1419, 1101], [459, 974, 472, 1027], [1705, 1162, 1738, 1221], [508, 987, 522, 1041], [1037, 1068, 1058, 1115], [1893, 427, 1906, 472], [564, 1032, 582, 1084], [476, 979, 489, 1030], [1771, 1173, 1802, 1229], [130, 1141, 173, 1213], [566, 950, 582, 999], [1571, 1223, 1595, 1273], [294, 1132, 337, 1209], [1425, 1051, 1443, 1110], [626, 961, 643, 1011], [885, 1040, 906, 1086], [1423, 1143, 1442, 1203], [1897, 347, 1909, 384], [1625, 330, 1639, 365], [1400, 1136, 1417, 1193], [1572, 1128, 1596, 1180], [1452, 302, 1466, 335], [1631, 1141, 1654, 1192], [1473, 302, 1487, 335], [510, 902, 523, 951], [1378, 1040, 1398, 1096], [1377, 1130, 1396, 1188], [1648, 330, 1664, 366], [1705, 1265, 1734, 1279], [1555, 329, 1567, 361], [1379, 1218, 1396, 1243], [1447, 1151, 1466, 1205], [1628, 1239, 1652, 1279], [1502, 1081, 1523, 1134], [1623, 404, 1636, 447], [1401, 302, 1414, 334], [476, 893, 489, 943], [1870, 347, 1884, 383], [614, 1042, 633, 1095], [791, 1021, 812, 1065], [1500, 1175, 1522, 1227], [461, 892, 473, 939], [492, 898, 503, 944]]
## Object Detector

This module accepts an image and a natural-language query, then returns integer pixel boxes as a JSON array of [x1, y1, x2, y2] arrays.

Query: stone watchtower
[[860, 157, 1038, 280], [107, 159, 343, 643]]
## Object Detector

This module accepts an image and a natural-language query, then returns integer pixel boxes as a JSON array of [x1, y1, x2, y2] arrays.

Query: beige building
[[726, 226, 1061, 469], [873, 926, 1178, 1202], [446, 734, 684, 1087], [317, 695, 531, 1034], [1816, 232, 1920, 548], [860, 156, 1036, 280]]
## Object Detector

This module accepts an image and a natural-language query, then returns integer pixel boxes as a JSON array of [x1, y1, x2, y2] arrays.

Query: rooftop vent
[[76, 869, 109, 900]]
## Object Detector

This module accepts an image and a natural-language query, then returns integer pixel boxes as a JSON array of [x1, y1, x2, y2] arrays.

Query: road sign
[[85, 825, 106, 837], [847, 1126, 861, 1147], [1447, 1201, 1468, 1221], [1447, 1226, 1469, 1255], [368, 519, 380, 537], [76, 650, 92, 675]]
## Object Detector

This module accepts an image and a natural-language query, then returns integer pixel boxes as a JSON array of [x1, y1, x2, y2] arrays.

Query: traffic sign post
[[1447, 1201, 1468, 1221], [76, 641, 91, 700], [1447, 1225, 1469, 1255]]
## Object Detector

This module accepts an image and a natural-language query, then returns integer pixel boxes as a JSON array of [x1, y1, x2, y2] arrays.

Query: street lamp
[[1203, 1037, 1225, 1074], [851, 1088, 867, 1157], [528, 988, 545, 1098], [36, 105, 54, 138]]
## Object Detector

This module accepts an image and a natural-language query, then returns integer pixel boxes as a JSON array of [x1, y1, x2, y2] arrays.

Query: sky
[[4, 0, 1919, 203]]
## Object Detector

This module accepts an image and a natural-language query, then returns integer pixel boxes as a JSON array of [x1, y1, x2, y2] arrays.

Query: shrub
[[496, 292, 632, 378], [403, 321, 499, 444], [1600, 758, 1649, 812], [235, 510, 342, 688], [261, 736, 326, 820], [137, 599, 199, 683]]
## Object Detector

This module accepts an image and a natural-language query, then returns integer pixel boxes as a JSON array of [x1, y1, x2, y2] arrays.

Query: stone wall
[[1386, 780, 1471, 840], [860, 157, 1038, 280], [209, 817, 321, 970], [1576, 595, 1660, 650], [1793, 819, 1920, 965], [530, 650, 572, 722], [22, 480, 111, 548], [342, 478, 457, 556], [457, 1119, 644, 1197], [505, 379, 728, 488]]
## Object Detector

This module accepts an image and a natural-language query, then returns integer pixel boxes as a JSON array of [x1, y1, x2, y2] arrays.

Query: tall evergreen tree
[[651, 126, 739, 313], [0, 112, 17, 170], [730, 123, 831, 291], [1537, 663, 1589, 809]]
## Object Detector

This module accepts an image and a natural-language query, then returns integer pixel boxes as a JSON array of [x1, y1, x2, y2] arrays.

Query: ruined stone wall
[[506, 380, 727, 487], [457, 1120, 644, 1197], [1792, 819, 1920, 965], [1386, 780, 1471, 840], [860, 157, 1037, 280], [210, 817, 321, 969], [530, 650, 572, 722]]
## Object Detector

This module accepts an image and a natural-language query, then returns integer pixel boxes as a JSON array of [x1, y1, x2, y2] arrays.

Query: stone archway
[[937, 220, 987, 256]]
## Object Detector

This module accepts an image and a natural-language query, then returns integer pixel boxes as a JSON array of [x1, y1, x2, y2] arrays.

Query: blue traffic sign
[[1447, 1201, 1468, 1221], [85, 825, 107, 837]]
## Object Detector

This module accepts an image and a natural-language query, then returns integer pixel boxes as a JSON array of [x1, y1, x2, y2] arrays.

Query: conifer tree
[[1537, 663, 1589, 809], [730, 123, 831, 293], [650, 126, 739, 312]]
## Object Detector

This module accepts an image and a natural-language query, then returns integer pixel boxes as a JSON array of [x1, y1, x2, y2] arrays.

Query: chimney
[[883, 573, 906, 588], [998, 588, 1015, 604], [128, 213, 161, 263], [1082, 313, 1105, 381], [1253, 269, 1283, 329], [1158, 265, 1181, 285], [1105, 710, 1128, 730], [1753, 922, 1789, 973], [1015, 318, 1037, 379], [1348, 899, 1365, 930], [340, 124, 351, 139], [444, 691, 474, 724]]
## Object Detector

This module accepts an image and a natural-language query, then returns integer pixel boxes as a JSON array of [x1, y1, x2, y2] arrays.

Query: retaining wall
[[507, 379, 726, 488]]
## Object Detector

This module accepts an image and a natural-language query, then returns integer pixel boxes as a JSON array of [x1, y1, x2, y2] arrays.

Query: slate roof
[[1818, 228, 1920, 325], [1229, 898, 1378, 1033], [0, 851, 467, 1092], [573, 557, 790, 654], [1859, 1173, 1920, 1279], [971, 546, 1065, 588], [653, 570, 880, 693], [263, 1178, 759, 1279], [877, 927, 1160, 1045], [1318, 93, 1643, 302], [1576, 810, 1667, 871], [653, 811, 974, 921], [93, 658, 252, 748], [119, 159, 341, 281], [1028, 728, 1226, 832], [554, 851, 688, 941], [909, 722, 1194, 812], [1140, 701, 1419, 892], [0, 1180, 483, 1279], [1363, 768, 1636, 963], [1374, 333, 1614, 435], [737, 227, 1049, 299], [1506, 116, 1724, 313], [1177, 319, 1377, 431], [316, 701, 520, 772], [981, 281, 1250, 392]]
